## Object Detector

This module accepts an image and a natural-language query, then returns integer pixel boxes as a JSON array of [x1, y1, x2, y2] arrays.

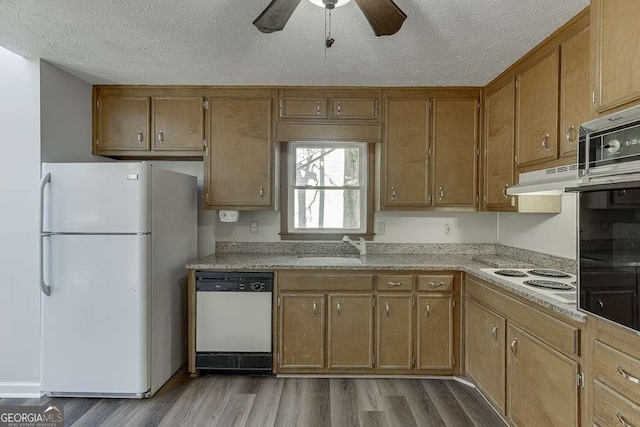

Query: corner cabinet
[[203, 89, 276, 210]]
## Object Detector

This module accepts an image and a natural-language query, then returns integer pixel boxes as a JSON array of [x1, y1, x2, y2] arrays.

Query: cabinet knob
[[317, 100, 321, 115], [337, 100, 341, 115], [439, 187, 445, 200], [503, 184, 509, 199], [157, 130, 164, 143], [312, 301, 317, 317], [137, 131, 143, 144], [259, 186, 264, 200], [492, 325, 499, 341], [541, 133, 550, 152], [336, 301, 341, 317], [510, 338, 518, 356], [385, 302, 390, 318], [391, 186, 396, 201], [424, 302, 430, 318]]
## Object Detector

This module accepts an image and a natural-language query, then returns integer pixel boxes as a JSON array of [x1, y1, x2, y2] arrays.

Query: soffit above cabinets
[[0, 0, 587, 86]]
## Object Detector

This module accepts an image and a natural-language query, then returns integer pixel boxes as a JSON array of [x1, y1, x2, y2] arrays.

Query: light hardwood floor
[[0, 371, 506, 426]]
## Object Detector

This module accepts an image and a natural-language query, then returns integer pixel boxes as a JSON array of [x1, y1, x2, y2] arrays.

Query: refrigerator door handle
[[40, 172, 51, 296]]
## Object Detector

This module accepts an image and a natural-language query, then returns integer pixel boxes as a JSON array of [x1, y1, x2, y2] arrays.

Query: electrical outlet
[[376, 222, 386, 235], [444, 223, 453, 236], [249, 221, 259, 234]]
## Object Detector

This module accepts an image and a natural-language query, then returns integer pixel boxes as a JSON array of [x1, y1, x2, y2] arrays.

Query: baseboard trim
[[0, 382, 42, 398]]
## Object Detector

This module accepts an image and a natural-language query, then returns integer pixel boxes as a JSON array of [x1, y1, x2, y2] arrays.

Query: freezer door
[[42, 163, 150, 233], [41, 235, 149, 395]]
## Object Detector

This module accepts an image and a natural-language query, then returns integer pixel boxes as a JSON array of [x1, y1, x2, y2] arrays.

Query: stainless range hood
[[507, 164, 580, 195]]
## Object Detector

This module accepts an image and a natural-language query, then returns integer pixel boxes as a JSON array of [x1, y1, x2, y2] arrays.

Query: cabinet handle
[[336, 301, 341, 317], [158, 130, 164, 143], [492, 325, 499, 341], [279, 99, 284, 117], [510, 338, 518, 356], [317, 100, 321, 115], [429, 281, 444, 288], [313, 301, 317, 317], [424, 302, 430, 318], [597, 298, 604, 312], [387, 281, 403, 287], [503, 184, 509, 199], [391, 186, 396, 201], [566, 125, 576, 144], [618, 367, 640, 385], [439, 187, 445, 200], [541, 133, 550, 152], [137, 131, 144, 144], [259, 186, 264, 200], [618, 413, 635, 427], [337, 100, 341, 115], [374, 99, 379, 119], [385, 302, 390, 318], [203, 139, 209, 156]]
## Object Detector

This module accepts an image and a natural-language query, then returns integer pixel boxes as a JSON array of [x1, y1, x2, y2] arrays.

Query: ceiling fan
[[253, 0, 407, 37]]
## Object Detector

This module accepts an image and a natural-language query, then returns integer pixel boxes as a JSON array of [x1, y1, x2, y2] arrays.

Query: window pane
[[293, 189, 361, 230], [295, 147, 361, 187]]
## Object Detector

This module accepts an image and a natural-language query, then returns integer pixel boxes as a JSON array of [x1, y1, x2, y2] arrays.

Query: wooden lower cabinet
[[376, 295, 413, 370], [416, 295, 454, 369], [327, 294, 374, 369], [507, 325, 579, 427], [279, 294, 326, 369], [465, 298, 507, 413]]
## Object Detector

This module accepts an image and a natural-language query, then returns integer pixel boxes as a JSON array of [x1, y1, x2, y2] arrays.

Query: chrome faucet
[[342, 235, 366, 256]]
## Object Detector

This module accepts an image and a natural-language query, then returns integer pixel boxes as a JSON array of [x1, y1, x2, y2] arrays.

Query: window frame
[[279, 141, 375, 241]]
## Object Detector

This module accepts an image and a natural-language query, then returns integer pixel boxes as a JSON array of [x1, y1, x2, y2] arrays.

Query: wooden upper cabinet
[[561, 27, 591, 159], [152, 97, 204, 151], [327, 294, 374, 369], [516, 48, 560, 167], [280, 98, 328, 120], [465, 298, 507, 413], [97, 96, 150, 152], [279, 294, 326, 369], [485, 80, 516, 211], [330, 98, 379, 120], [376, 295, 412, 369], [416, 295, 453, 369], [592, 0, 640, 112], [506, 325, 579, 427], [383, 96, 430, 208], [432, 98, 478, 207], [205, 93, 273, 209]]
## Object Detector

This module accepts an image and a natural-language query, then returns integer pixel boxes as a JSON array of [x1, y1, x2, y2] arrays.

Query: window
[[283, 142, 372, 239]]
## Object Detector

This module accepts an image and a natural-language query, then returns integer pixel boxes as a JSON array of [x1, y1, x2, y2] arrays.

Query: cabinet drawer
[[278, 273, 373, 292], [417, 275, 454, 292], [594, 339, 640, 405], [280, 98, 328, 119], [330, 99, 378, 120], [376, 275, 413, 292], [593, 380, 640, 427]]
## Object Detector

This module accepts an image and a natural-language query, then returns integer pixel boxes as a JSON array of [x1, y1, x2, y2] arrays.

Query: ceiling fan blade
[[354, 0, 407, 36], [253, 0, 302, 33]]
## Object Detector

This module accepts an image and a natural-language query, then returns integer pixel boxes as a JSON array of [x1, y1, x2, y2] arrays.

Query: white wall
[[0, 47, 42, 396], [215, 210, 498, 243], [498, 194, 577, 259], [40, 61, 101, 163]]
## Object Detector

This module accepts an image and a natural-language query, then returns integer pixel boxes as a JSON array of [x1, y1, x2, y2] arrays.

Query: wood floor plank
[[359, 411, 389, 427], [158, 375, 221, 426], [274, 378, 330, 427], [388, 380, 446, 427], [381, 395, 418, 427], [273, 378, 304, 426], [211, 394, 255, 427], [421, 380, 474, 427], [374, 378, 403, 397], [353, 379, 382, 411], [243, 377, 285, 427], [189, 376, 251, 426], [445, 381, 506, 427], [72, 399, 127, 427], [330, 378, 359, 427]]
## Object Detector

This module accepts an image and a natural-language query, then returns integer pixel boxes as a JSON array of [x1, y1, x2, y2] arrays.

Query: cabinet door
[[592, 0, 640, 112], [97, 96, 150, 152], [416, 295, 453, 369], [516, 48, 560, 167], [432, 98, 478, 207], [560, 28, 591, 159], [279, 294, 325, 369], [507, 325, 579, 427], [327, 294, 374, 369], [330, 99, 378, 120], [280, 98, 328, 120], [153, 97, 204, 151], [376, 295, 412, 369], [465, 299, 507, 413], [383, 98, 429, 207], [206, 96, 272, 209], [485, 80, 516, 211]]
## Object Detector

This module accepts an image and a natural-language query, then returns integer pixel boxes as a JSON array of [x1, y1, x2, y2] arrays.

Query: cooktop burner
[[523, 280, 573, 290], [494, 270, 529, 277], [527, 269, 572, 279]]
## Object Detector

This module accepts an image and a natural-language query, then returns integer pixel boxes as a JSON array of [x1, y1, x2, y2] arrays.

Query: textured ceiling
[[0, 0, 588, 86]]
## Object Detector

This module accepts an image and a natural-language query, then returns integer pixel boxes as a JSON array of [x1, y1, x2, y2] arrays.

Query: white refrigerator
[[39, 163, 197, 398]]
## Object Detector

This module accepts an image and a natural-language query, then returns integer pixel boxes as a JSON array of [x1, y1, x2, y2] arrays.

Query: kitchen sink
[[295, 256, 363, 266]]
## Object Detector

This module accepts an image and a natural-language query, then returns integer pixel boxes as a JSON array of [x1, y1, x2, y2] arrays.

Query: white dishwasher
[[195, 271, 273, 373]]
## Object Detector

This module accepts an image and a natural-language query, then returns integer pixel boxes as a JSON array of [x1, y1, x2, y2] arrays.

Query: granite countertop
[[187, 253, 586, 323]]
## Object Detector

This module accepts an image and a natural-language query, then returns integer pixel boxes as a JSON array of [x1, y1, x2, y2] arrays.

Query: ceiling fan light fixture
[[307, 0, 353, 9]]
